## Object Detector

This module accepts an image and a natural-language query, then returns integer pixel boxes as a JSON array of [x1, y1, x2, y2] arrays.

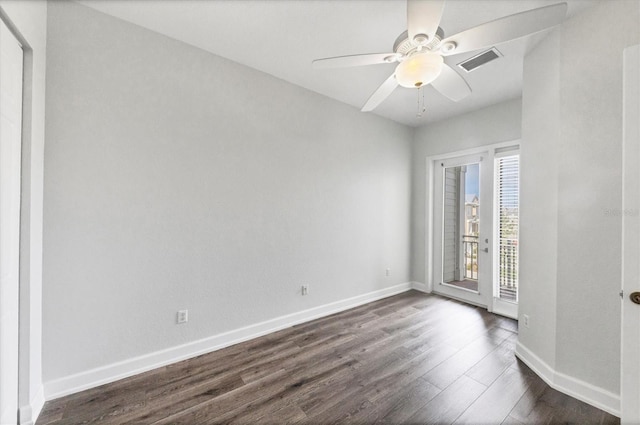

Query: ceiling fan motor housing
[[393, 27, 445, 56]]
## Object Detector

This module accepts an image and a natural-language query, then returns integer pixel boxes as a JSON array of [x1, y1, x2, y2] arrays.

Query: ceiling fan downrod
[[416, 86, 426, 118]]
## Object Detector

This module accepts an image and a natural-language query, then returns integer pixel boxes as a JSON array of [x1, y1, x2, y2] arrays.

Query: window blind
[[497, 155, 519, 302]]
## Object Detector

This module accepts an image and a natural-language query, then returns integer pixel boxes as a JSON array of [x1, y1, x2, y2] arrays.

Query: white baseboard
[[18, 385, 45, 425], [411, 281, 430, 293], [515, 341, 620, 417], [44, 282, 414, 401]]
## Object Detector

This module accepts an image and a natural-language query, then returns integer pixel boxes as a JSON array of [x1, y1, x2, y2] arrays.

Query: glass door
[[433, 153, 492, 308], [431, 148, 520, 318]]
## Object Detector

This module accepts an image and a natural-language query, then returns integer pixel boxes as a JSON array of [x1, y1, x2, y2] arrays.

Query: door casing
[[0, 16, 24, 425], [620, 44, 640, 425]]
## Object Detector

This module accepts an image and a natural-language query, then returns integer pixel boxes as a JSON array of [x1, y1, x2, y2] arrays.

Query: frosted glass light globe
[[395, 53, 444, 88]]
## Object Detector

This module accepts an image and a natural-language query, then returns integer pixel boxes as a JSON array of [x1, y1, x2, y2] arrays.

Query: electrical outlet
[[385, 268, 391, 277], [301, 285, 309, 296], [177, 309, 188, 324], [522, 314, 530, 328]]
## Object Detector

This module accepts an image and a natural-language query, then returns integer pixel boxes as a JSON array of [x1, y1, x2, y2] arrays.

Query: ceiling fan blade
[[431, 64, 471, 102], [439, 2, 567, 56], [361, 73, 398, 112], [313, 53, 398, 69], [407, 0, 445, 45]]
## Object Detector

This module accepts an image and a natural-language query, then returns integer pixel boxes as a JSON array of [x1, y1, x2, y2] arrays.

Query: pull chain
[[416, 86, 426, 118]]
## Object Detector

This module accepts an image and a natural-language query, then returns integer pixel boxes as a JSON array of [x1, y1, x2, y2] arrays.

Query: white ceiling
[[79, 0, 596, 127]]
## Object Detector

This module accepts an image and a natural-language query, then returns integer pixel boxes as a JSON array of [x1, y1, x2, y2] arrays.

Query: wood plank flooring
[[37, 291, 619, 424]]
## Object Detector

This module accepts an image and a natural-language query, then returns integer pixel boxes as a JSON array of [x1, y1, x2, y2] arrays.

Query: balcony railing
[[499, 239, 518, 301], [461, 235, 518, 302], [462, 235, 478, 280]]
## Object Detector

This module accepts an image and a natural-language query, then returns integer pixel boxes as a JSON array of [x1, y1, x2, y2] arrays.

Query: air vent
[[457, 48, 502, 72]]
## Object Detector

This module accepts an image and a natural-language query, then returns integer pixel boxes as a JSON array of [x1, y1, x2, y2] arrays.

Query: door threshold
[[440, 281, 479, 294], [433, 289, 487, 309]]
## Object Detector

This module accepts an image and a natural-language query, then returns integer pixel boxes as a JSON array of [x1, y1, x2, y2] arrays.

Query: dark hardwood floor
[[37, 291, 619, 424]]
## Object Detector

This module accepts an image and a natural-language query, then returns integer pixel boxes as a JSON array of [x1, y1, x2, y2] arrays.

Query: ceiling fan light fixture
[[395, 52, 443, 88]]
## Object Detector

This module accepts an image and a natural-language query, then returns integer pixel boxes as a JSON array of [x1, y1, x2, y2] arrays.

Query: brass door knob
[[630, 292, 640, 305]]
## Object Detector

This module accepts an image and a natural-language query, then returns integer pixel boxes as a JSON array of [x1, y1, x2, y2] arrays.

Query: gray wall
[[555, 0, 637, 394], [411, 98, 523, 283], [519, 28, 560, 370], [43, 1, 413, 382], [519, 0, 639, 395]]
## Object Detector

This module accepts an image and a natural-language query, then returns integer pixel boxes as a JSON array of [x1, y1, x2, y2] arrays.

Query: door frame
[[0, 15, 24, 425], [620, 44, 639, 424], [425, 140, 520, 315]]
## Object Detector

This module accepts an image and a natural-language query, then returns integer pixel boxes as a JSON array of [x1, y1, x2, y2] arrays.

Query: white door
[[0, 18, 23, 425], [433, 153, 493, 308], [430, 145, 520, 318], [620, 44, 640, 425]]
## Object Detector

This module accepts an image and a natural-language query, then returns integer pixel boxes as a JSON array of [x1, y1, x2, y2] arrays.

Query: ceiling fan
[[312, 0, 568, 112]]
